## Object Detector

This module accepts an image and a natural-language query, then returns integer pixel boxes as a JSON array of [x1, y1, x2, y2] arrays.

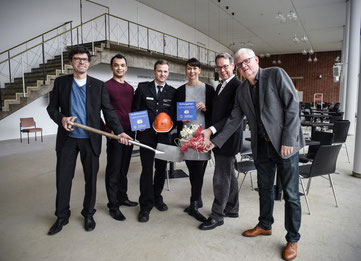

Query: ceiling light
[[259, 53, 265, 58], [276, 12, 286, 23], [272, 59, 277, 64], [313, 55, 318, 62], [301, 35, 308, 42], [309, 49, 314, 55], [293, 35, 300, 43], [287, 11, 297, 21], [301, 49, 308, 55], [308, 56, 312, 62], [265, 53, 271, 58], [277, 59, 282, 64]]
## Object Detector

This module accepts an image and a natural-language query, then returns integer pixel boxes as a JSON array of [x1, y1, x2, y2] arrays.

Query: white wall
[[0, 0, 230, 53], [0, 96, 57, 141]]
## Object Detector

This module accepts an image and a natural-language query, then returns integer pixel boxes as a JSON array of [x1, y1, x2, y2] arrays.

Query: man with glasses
[[199, 53, 242, 230], [47, 47, 132, 235], [203, 48, 304, 260]]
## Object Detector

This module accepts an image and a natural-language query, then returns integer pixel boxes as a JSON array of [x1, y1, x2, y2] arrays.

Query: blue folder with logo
[[177, 102, 196, 121], [129, 110, 150, 131]]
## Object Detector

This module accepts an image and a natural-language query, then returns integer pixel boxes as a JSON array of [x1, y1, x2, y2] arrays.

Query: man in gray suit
[[203, 48, 304, 261]]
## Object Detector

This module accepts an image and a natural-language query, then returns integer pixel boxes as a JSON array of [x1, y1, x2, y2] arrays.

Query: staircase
[[0, 41, 107, 120], [0, 12, 217, 121]]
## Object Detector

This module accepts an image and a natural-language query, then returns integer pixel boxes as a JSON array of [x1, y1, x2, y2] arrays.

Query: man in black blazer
[[205, 48, 304, 261], [132, 59, 176, 223], [47, 47, 131, 235], [199, 53, 242, 230]]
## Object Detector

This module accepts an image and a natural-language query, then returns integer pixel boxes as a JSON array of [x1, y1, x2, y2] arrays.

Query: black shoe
[[84, 216, 96, 231], [199, 217, 224, 230], [120, 199, 138, 207], [109, 208, 126, 221], [188, 201, 207, 222], [224, 212, 239, 218], [154, 199, 168, 211], [138, 210, 150, 223], [47, 218, 69, 235], [184, 198, 203, 212]]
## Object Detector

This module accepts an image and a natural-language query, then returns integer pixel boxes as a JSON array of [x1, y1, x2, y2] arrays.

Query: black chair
[[299, 131, 334, 163], [332, 120, 350, 163], [234, 130, 255, 191], [234, 160, 256, 191], [299, 144, 342, 215], [329, 102, 340, 112]]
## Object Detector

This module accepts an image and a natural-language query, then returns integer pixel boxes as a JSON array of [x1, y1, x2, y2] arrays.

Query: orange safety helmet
[[153, 112, 173, 133]]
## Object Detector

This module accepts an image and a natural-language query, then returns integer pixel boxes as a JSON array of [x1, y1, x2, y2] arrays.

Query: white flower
[[180, 124, 201, 139]]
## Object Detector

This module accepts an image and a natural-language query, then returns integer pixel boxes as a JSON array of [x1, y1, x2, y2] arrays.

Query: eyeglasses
[[73, 57, 89, 63], [236, 56, 255, 68], [215, 64, 230, 71]]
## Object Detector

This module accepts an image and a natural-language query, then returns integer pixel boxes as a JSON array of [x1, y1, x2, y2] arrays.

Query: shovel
[[71, 122, 164, 154]]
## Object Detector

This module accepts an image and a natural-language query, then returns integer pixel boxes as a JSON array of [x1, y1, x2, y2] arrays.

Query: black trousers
[[139, 143, 167, 211], [55, 137, 99, 219], [105, 138, 133, 209], [185, 160, 208, 202]]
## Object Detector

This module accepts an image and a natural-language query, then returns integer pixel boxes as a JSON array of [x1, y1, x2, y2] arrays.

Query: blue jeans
[[254, 138, 301, 243]]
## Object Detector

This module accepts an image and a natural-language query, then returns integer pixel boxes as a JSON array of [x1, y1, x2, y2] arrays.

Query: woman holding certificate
[[174, 58, 215, 222]]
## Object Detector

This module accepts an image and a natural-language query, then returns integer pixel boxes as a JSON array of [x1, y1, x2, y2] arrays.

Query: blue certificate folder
[[129, 110, 150, 131], [177, 102, 196, 121]]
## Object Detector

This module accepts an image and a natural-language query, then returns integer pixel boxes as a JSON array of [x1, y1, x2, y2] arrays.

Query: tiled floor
[[0, 134, 360, 261]]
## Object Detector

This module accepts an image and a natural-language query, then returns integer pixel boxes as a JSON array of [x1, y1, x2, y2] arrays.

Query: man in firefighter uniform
[[132, 59, 176, 223]]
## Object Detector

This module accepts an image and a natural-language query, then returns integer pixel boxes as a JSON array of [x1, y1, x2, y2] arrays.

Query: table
[[301, 121, 334, 136]]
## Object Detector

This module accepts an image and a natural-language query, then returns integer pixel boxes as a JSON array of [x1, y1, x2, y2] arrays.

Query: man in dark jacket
[[132, 59, 176, 223], [199, 53, 242, 230], [47, 47, 131, 235]]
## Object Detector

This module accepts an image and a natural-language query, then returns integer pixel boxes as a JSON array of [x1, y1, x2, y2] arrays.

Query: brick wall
[[259, 51, 341, 103]]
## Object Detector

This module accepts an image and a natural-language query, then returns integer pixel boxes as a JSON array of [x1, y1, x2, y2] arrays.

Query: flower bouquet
[[178, 124, 209, 155]]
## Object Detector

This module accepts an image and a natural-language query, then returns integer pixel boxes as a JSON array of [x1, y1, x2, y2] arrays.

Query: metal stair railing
[[0, 13, 217, 112]]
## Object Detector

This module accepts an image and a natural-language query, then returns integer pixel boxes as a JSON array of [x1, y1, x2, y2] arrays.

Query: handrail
[[1, 12, 218, 111], [0, 13, 106, 65], [0, 21, 72, 56], [108, 13, 214, 51], [1, 12, 217, 65]]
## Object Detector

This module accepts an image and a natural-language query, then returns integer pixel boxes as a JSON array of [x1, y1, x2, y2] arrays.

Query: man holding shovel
[[47, 46, 131, 236]]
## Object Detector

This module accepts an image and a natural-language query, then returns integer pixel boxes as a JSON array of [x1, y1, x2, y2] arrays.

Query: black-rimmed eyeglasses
[[73, 57, 89, 63], [236, 56, 255, 68], [215, 64, 230, 71]]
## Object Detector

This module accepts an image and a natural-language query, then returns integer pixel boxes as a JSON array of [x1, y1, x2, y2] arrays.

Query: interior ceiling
[[137, 0, 346, 55]]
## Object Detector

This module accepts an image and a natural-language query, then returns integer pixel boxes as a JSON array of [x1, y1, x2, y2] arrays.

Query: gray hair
[[215, 52, 234, 64], [234, 48, 256, 61]]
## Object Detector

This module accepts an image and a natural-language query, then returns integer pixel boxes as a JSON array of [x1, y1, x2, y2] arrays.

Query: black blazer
[[132, 81, 176, 145], [211, 76, 242, 156], [47, 74, 123, 156], [174, 83, 216, 136]]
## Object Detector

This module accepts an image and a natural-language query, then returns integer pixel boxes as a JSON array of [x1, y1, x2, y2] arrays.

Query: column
[[339, 1, 350, 113], [344, 0, 361, 135], [352, 34, 361, 178]]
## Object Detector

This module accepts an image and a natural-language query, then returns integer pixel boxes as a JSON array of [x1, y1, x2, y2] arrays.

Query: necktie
[[157, 85, 163, 99], [216, 82, 223, 95]]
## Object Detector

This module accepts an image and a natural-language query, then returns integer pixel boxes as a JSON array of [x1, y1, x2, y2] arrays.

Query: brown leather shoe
[[242, 225, 272, 237], [283, 242, 297, 260]]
